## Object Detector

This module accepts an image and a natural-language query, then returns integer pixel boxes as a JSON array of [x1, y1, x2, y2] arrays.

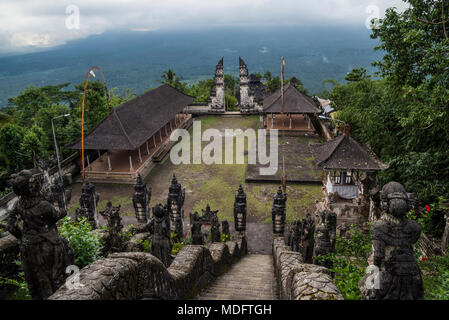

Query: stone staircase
[[197, 254, 278, 300]]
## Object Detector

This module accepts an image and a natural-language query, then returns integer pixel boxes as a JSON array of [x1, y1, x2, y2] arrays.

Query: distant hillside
[[0, 25, 383, 107]]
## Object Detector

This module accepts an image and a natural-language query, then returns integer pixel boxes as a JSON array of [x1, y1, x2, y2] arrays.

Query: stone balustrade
[[49, 235, 247, 300], [272, 236, 343, 300]]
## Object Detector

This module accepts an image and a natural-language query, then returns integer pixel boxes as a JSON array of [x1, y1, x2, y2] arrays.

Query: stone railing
[[272, 237, 343, 300], [49, 235, 247, 300]]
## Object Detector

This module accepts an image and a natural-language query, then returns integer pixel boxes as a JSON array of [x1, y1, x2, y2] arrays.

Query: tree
[[345, 68, 370, 82]]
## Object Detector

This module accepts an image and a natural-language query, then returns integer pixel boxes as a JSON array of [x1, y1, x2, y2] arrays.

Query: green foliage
[[419, 252, 449, 300], [220, 233, 231, 242], [0, 259, 30, 300], [138, 238, 152, 253], [171, 242, 185, 256], [407, 197, 448, 238], [317, 224, 372, 300], [58, 216, 104, 269], [329, 1, 449, 221]]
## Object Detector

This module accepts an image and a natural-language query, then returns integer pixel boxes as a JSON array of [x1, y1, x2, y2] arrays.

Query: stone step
[[196, 254, 278, 300]]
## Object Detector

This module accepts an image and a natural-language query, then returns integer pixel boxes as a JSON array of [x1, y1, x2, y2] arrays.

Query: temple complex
[[68, 84, 194, 184]]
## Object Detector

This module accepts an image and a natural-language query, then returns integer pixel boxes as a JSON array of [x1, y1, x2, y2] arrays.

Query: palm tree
[[159, 69, 184, 87]]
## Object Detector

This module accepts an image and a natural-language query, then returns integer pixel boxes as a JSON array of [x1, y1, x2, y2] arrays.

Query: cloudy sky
[[0, 0, 407, 53]]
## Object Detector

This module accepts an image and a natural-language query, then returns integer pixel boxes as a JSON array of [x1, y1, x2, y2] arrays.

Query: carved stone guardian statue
[[100, 202, 123, 253], [234, 185, 247, 232], [272, 186, 287, 235], [77, 178, 99, 229], [290, 219, 303, 253], [190, 212, 203, 245], [132, 174, 152, 224], [301, 212, 315, 263], [6, 169, 74, 300], [359, 181, 424, 300], [313, 210, 334, 269], [148, 204, 172, 267]]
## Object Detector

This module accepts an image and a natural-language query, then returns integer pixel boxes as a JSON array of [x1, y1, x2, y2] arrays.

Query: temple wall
[[272, 237, 343, 300], [49, 236, 247, 300]]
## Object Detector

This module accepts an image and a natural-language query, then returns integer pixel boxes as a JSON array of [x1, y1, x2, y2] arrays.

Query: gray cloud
[[0, 0, 408, 53]]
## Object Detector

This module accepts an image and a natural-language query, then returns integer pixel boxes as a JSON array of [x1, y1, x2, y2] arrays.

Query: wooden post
[[129, 154, 134, 171], [107, 153, 112, 171], [86, 154, 90, 170], [159, 129, 162, 142], [289, 114, 292, 129], [138, 148, 142, 163], [153, 135, 156, 148], [146, 141, 150, 155], [165, 123, 168, 136], [308, 116, 311, 129], [271, 113, 274, 128], [170, 120, 173, 132], [98, 150, 102, 162]]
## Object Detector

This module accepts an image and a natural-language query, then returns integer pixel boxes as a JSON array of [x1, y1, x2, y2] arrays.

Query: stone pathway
[[197, 254, 278, 300]]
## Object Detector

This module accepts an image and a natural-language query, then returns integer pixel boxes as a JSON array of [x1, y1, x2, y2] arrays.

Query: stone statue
[[201, 204, 220, 243], [99, 201, 123, 253], [233, 185, 247, 232], [190, 212, 203, 245], [325, 209, 337, 252], [167, 174, 185, 243], [5, 169, 74, 300], [313, 210, 333, 269], [290, 219, 303, 253], [132, 173, 152, 224], [301, 213, 315, 264], [78, 178, 99, 229], [148, 204, 172, 267], [338, 222, 350, 239], [272, 187, 287, 235], [211, 214, 221, 243], [442, 213, 449, 253], [222, 220, 230, 238], [359, 181, 424, 300], [48, 177, 71, 213]]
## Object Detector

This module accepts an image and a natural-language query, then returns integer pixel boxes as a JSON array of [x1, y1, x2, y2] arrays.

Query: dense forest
[[0, 0, 448, 239]]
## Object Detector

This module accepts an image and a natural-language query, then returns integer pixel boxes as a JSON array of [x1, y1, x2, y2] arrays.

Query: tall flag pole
[[280, 57, 287, 193]]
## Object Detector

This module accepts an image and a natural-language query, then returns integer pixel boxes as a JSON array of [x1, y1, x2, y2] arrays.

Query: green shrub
[[0, 259, 30, 300], [58, 216, 104, 269], [221, 233, 231, 242], [316, 224, 371, 300], [407, 197, 448, 238], [171, 242, 185, 256], [420, 252, 449, 300]]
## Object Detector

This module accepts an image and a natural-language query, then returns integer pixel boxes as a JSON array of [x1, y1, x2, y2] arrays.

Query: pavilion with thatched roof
[[311, 126, 388, 199], [262, 80, 321, 131], [67, 84, 194, 183]]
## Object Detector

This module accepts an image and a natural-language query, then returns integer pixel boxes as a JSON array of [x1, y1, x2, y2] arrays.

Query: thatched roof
[[311, 133, 388, 171], [68, 84, 194, 151], [263, 83, 321, 114]]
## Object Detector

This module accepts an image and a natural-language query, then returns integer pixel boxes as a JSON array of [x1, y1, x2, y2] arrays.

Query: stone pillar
[[234, 185, 247, 233], [272, 186, 287, 235], [132, 173, 151, 224]]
